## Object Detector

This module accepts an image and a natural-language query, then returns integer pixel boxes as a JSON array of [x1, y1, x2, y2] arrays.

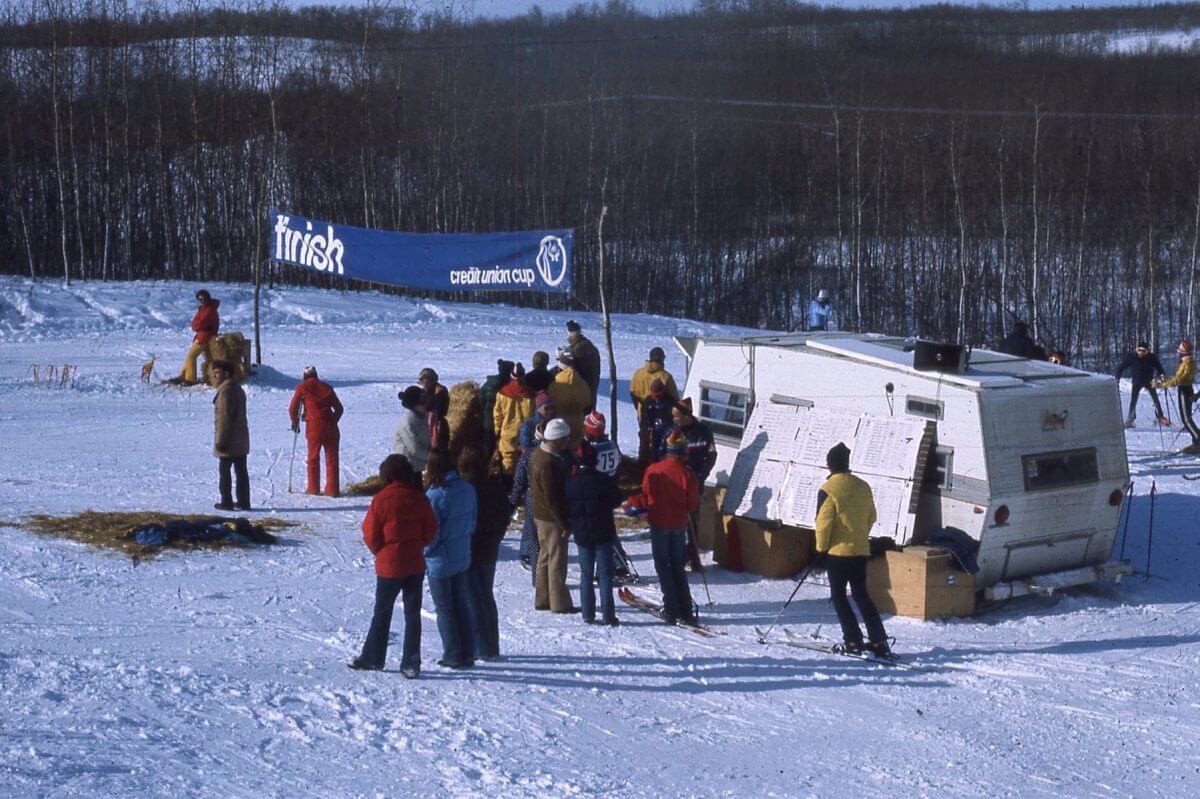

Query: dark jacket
[[643, 394, 677, 453], [529, 446, 570, 528], [568, 335, 602, 406], [522, 367, 554, 394], [662, 421, 717, 482], [998, 329, 1037, 357], [213, 380, 249, 458], [509, 447, 536, 544], [480, 374, 505, 434], [564, 469, 622, 548], [1114, 351, 1166, 388], [362, 481, 439, 579], [470, 474, 512, 566]]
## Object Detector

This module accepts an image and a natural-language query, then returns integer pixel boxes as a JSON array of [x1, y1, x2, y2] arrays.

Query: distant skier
[[179, 289, 220, 384], [211, 359, 250, 511], [1114, 342, 1169, 428], [807, 289, 832, 331], [815, 442, 890, 658], [565, 320, 602, 410], [289, 366, 344, 497], [630, 347, 679, 462], [350, 454, 437, 677], [997, 321, 1038, 358], [1158, 339, 1199, 453]]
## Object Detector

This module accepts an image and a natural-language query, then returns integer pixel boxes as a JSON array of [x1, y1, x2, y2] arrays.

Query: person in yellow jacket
[[814, 442, 890, 657], [1158, 339, 1200, 453], [630, 347, 680, 462], [548, 351, 591, 449], [493, 365, 538, 474]]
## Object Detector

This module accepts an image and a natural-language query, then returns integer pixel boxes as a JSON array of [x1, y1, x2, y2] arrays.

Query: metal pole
[[1118, 481, 1135, 561], [686, 517, 714, 606], [757, 567, 812, 643], [1145, 480, 1156, 582]]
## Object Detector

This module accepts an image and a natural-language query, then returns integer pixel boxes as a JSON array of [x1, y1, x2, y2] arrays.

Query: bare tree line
[[2, 0, 1200, 370]]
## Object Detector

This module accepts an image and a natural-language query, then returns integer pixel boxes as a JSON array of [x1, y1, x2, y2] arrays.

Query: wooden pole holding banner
[[252, 188, 264, 366], [597, 205, 618, 441]]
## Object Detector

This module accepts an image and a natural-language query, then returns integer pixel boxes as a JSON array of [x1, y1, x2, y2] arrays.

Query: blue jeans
[[427, 571, 475, 666], [465, 560, 500, 658], [650, 528, 693, 621], [577, 541, 616, 622], [359, 573, 423, 671]]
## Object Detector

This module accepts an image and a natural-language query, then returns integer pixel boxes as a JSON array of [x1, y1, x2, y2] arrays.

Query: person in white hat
[[808, 289, 832, 331], [528, 417, 576, 613]]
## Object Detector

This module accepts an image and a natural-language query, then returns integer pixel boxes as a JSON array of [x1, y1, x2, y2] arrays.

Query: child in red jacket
[[633, 432, 700, 624], [350, 454, 438, 677]]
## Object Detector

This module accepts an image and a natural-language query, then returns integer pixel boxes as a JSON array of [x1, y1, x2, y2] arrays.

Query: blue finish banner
[[268, 210, 573, 293]]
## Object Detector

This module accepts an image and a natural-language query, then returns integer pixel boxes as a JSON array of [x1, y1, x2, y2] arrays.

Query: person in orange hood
[[179, 289, 220, 384], [289, 366, 345, 496]]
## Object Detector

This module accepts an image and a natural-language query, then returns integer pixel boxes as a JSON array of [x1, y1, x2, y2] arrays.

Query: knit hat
[[827, 442, 851, 473], [584, 410, 606, 438], [566, 320, 582, 333], [1179, 339, 1193, 357], [649, 347, 665, 363], [399, 385, 424, 409], [665, 431, 688, 456], [544, 418, 571, 442], [418, 367, 438, 382], [1136, 342, 1150, 353], [497, 359, 515, 380], [676, 397, 694, 416], [535, 391, 554, 411]]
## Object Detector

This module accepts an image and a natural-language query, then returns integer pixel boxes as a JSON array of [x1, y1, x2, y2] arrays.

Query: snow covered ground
[[1, 276, 1198, 798]]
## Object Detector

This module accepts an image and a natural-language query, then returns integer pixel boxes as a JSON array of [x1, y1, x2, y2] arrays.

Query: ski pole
[[757, 566, 812, 643], [1117, 481, 1134, 562], [1145, 479, 1156, 583], [686, 517, 714, 606], [287, 425, 299, 494]]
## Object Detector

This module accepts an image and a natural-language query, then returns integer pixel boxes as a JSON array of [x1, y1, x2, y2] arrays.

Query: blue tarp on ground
[[268, 210, 573, 294], [130, 518, 278, 548]]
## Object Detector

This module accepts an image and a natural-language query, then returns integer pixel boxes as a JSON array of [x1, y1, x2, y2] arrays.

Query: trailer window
[[1022, 448, 1099, 492], [699, 383, 750, 441], [906, 396, 944, 420]]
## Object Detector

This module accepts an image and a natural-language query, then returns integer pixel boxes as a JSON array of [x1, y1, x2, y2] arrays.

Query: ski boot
[[867, 640, 894, 659], [1182, 442, 1200, 456], [832, 640, 865, 656]]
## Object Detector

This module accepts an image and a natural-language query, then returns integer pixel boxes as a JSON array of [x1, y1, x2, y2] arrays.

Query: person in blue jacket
[[424, 449, 478, 669], [808, 289, 832, 331]]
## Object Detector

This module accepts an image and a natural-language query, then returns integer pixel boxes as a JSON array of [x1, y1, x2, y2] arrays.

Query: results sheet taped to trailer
[[722, 404, 929, 541], [268, 210, 573, 293]]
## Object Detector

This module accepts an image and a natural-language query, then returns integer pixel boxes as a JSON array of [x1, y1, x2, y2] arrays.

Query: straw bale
[[203, 332, 251, 384], [447, 380, 483, 458]]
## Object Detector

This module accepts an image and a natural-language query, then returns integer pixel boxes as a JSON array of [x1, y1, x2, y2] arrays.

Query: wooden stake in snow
[[598, 205, 618, 441]]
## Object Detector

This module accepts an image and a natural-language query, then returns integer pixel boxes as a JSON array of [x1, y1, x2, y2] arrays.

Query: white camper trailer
[[676, 332, 1132, 598]]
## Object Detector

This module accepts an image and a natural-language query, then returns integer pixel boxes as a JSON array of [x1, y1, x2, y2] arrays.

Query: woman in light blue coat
[[424, 449, 478, 669]]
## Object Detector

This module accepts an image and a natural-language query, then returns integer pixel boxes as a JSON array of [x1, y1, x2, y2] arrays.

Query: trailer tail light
[[994, 505, 1010, 526], [1108, 489, 1124, 507]]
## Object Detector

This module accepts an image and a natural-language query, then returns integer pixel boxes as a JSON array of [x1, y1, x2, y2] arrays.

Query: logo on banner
[[535, 236, 568, 287], [273, 215, 345, 275]]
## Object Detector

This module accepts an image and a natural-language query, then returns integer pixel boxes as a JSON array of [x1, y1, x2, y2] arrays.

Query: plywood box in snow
[[696, 488, 720, 552], [716, 517, 814, 579], [866, 545, 976, 620]]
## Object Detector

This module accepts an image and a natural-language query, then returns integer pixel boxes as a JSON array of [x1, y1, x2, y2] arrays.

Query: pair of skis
[[617, 587, 723, 638]]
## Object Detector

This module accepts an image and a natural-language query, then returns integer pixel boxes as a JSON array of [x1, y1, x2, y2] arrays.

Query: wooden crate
[[714, 515, 814, 579], [696, 487, 721, 552], [866, 545, 976, 620]]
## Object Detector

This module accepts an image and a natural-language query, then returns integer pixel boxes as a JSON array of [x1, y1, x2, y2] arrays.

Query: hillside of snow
[[1, 276, 1198, 798]]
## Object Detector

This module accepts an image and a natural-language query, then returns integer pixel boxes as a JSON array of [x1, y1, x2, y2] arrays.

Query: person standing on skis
[[1158, 339, 1199, 453], [1114, 342, 1169, 428], [814, 442, 890, 658], [289, 366, 345, 497]]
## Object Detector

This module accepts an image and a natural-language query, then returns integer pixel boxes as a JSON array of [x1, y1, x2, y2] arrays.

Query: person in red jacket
[[289, 366, 345, 496], [179, 289, 220, 384], [350, 454, 439, 677], [636, 431, 700, 624]]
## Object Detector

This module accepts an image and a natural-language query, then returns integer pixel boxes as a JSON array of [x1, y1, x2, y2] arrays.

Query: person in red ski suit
[[180, 289, 220, 383], [289, 366, 345, 496]]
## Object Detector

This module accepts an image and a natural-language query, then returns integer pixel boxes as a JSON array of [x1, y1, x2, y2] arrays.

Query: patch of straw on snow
[[345, 475, 385, 496], [19, 511, 297, 559]]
